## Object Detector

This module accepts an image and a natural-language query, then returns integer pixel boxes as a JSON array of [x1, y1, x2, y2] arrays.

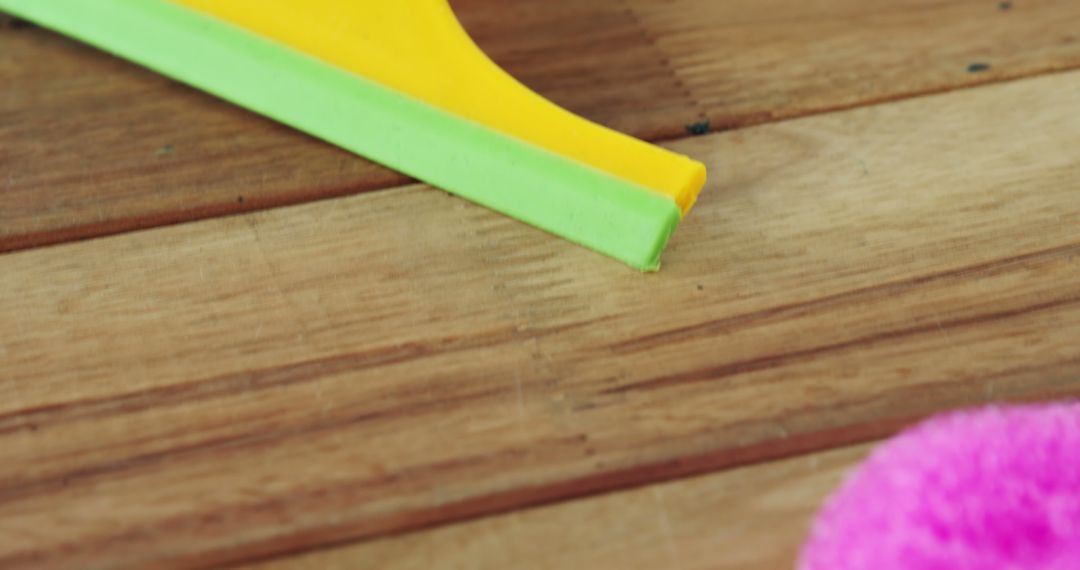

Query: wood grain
[[243, 443, 875, 570], [1, 70, 1078, 568], [4, 0, 1080, 252], [627, 0, 1080, 131]]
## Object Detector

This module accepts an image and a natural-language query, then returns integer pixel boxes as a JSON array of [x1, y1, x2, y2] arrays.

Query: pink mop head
[[799, 403, 1080, 570]]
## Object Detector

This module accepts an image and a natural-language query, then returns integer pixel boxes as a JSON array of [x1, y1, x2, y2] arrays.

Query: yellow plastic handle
[[174, 0, 706, 215]]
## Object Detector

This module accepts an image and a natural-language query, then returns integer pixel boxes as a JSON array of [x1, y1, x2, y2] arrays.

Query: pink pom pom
[[799, 403, 1080, 570]]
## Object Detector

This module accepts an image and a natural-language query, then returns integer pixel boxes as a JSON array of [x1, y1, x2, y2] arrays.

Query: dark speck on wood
[[998, 1, 1012, 11], [967, 63, 991, 73], [685, 120, 711, 136]]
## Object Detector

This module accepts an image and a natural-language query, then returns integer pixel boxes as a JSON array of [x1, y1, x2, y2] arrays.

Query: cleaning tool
[[1, 0, 707, 270], [175, 0, 707, 216]]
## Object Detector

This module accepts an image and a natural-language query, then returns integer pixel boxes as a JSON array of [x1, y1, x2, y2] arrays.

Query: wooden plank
[[244, 443, 875, 570], [4, 0, 1080, 252], [627, 0, 1080, 131], [1, 72, 1079, 568], [0, 17, 409, 253]]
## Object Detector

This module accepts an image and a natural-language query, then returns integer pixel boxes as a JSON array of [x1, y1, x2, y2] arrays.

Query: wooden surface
[[3, 0, 1080, 252], [244, 444, 876, 570], [3, 1, 1080, 569], [3, 67, 1079, 567]]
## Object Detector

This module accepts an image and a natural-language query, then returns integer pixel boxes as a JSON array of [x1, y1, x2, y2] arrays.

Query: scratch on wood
[[650, 487, 682, 567], [935, 318, 951, 340], [515, 376, 525, 418]]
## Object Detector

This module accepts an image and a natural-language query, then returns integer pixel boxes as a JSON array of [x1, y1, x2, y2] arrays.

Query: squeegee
[[1, 0, 707, 270]]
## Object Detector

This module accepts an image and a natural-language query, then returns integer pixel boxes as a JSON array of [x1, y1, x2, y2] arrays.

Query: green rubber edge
[[0, 0, 681, 270]]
